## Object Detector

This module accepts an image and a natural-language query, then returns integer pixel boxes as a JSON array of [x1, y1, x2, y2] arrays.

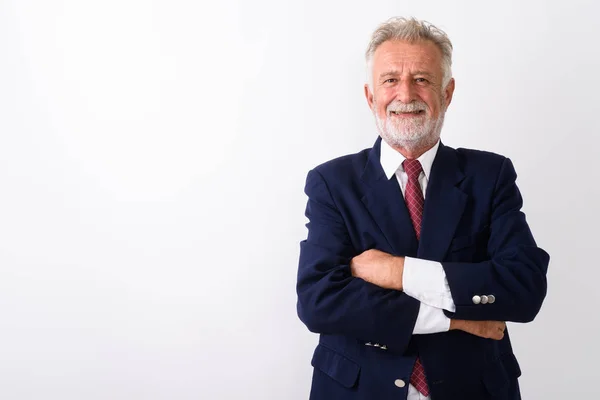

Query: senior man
[[296, 17, 549, 400]]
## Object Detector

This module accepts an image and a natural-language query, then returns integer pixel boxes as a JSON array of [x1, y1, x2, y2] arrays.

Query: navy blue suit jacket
[[297, 137, 549, 400]]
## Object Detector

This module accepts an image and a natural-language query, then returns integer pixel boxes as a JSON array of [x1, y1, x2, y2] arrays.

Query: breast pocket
[[447, 227, 489, 262]]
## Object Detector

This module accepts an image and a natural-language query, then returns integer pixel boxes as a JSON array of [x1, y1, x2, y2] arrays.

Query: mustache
[[386, 101, 428, 113]]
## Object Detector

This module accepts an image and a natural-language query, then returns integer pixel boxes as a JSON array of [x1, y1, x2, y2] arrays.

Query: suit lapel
[[418, 143, 468, 261], [360, 137, 419, 256]]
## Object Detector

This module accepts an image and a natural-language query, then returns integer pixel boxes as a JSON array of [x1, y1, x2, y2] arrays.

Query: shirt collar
[[379, 137, 441, 180]]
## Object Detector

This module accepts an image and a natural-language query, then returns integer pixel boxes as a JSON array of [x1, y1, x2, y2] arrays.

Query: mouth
[[390, 110, 425, 117]]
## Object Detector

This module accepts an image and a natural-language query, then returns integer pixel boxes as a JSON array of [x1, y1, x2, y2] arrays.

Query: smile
[[390, 110, 425, 116]]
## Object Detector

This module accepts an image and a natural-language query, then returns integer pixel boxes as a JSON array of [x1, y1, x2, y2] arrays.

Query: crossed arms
[[350, 248, 506, 341], [296, 158, 549, 352]]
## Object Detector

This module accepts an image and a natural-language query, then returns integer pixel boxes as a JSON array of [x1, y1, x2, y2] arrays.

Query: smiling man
[[297, 17, 549, 400]]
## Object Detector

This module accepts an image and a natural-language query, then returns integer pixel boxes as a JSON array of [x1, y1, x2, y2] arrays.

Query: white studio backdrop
[[0, 0, 598, 399]]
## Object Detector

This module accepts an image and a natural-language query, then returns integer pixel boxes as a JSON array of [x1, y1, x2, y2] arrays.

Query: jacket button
[[480, 295, 489, 304], [488, 295, 496, 304], [472, 295, 481, 304], [394, 379, 406, 388]]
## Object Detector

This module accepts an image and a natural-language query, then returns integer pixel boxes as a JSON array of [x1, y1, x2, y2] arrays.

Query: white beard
[[374, 99, 445, 151]]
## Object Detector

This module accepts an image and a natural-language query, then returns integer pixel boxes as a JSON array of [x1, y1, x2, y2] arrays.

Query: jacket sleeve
[[296, 168, 420, 352], [442, 158, 550, 322]]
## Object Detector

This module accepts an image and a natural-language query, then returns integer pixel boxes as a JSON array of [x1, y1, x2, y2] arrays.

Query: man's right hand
[[450, 319, 506, 340]]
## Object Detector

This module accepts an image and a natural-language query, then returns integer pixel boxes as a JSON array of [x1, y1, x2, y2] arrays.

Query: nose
[[395, 79, 416, 104]]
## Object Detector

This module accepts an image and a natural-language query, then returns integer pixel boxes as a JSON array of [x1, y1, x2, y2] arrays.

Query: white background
[[0, 0, 598, 399]]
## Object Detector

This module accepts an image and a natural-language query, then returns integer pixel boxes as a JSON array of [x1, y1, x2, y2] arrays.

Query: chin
[[375, 111, 445, 152], [382, 131, 438, 151]]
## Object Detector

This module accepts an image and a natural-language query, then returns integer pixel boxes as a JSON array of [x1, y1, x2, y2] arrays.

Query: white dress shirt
[[379, 138, 457, 400]]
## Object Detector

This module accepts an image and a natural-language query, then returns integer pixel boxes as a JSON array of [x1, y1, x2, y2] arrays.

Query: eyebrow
[[379, 71, 399, 79], [379, 70, 436, 80], [412, 71, 435, 78]]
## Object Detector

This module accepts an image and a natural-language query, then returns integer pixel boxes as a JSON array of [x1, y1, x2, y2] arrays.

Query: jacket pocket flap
[[311, 344, 360, 388], [500, 352, 522, 378], [482, 353, 522, 395]]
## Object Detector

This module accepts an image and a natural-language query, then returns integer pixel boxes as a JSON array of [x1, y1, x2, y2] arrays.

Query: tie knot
[[402, 159, 423, 180]]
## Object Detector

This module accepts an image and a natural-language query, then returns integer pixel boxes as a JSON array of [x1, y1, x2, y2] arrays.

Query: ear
[[444, 78, 456, 108], [364, 84, 374, 111]]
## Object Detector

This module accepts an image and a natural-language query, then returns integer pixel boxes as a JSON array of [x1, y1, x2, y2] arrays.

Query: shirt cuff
[[412, 302, 451, 334], [403, 257, 456, 312]]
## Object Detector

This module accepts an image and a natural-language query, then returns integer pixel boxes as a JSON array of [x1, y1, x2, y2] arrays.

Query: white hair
[[365, 17, 453, 89]]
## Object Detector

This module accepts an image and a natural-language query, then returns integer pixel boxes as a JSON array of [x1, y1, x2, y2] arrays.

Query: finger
[[494, 326, 505, 340], [492, 322, 505, 332]]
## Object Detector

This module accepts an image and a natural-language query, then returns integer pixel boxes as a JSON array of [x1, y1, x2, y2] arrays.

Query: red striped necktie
[[402, 158, 429, 397]]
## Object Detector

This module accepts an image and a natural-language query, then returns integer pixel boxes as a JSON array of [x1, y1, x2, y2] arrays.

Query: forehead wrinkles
[[373, 41, 442, 77]]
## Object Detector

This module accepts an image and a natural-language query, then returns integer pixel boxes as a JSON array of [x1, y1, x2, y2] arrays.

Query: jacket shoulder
[[451, 146, 510, 177], [310, 146, 371, 180], [454, 146, 507, 164]]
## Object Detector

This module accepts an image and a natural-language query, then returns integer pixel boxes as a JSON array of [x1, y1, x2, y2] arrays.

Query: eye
[[415, 78, 428, 83], [383, 78, 397, 84]]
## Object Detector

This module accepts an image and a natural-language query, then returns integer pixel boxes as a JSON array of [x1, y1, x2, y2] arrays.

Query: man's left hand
[[350, 249, 404, 290]]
